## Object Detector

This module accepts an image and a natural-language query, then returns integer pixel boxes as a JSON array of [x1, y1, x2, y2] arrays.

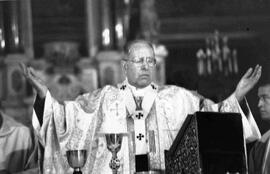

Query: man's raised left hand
[[235, 65, 262, 102]]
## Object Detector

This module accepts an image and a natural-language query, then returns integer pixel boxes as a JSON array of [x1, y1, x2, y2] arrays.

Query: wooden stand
[[165, 112, 247, 174]]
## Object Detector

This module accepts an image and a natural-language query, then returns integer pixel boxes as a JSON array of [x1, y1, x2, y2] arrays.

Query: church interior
[[1, 0, 270, 173]]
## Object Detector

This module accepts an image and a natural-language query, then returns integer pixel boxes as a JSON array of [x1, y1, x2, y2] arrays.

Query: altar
[[165, 112, 247, 174]]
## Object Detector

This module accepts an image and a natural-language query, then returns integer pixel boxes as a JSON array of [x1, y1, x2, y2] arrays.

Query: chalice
[[66, 149, 87, 174], [105, 133, 124, 174]]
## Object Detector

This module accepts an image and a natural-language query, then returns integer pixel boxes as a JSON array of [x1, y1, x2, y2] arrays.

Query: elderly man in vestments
[[21, 40, 262, 174], [0, 110, 39, 173], [249, 83, 270, 174]]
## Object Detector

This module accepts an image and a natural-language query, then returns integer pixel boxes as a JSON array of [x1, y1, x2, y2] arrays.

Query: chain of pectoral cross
[[133, 96, 143, 111], [126, 86, 143, 111]]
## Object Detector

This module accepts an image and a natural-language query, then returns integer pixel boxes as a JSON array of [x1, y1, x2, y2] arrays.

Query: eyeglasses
[[125, 57, 156, 67]]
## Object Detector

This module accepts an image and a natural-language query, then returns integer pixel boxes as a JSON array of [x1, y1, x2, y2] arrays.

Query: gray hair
[[124, 40, 154, 59]]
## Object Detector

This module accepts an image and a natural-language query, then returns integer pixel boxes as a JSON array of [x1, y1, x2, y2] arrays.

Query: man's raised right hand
[[19, 62, 48, 98]]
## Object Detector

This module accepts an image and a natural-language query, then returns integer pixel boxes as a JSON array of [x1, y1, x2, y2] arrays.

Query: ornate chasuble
[[33, 81, 261, 174]]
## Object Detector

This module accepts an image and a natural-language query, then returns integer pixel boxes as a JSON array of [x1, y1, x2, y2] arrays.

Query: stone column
[[0, 2, 5, 55], [86, 0, 99, 57], [3, 0, 22, 53], [0, 14, 4, 102], [100, 0, 115, 49], [114, 0, 131, 50], [140, 0, 159, 41], [19, 0, 34, 58]]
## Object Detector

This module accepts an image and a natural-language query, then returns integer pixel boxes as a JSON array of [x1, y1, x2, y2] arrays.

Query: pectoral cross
[[134, 96, 143, 110]]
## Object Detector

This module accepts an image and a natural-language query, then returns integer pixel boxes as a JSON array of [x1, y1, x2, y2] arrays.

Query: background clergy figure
[[249, 81, 270, 174], [0, 110, 39, 174]]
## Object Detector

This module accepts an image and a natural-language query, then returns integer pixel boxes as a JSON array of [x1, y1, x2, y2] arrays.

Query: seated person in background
[[21, 40, 261, 174], [0, 109, 39, 174], [249, 82, 270, 174]]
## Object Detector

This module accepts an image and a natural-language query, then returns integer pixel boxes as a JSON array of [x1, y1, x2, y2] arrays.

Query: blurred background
[[0, 0, 270, 133]]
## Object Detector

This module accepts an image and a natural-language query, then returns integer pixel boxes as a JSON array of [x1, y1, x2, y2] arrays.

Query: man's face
[[123, 43, 156, 88], [258, 85, 270, 121]]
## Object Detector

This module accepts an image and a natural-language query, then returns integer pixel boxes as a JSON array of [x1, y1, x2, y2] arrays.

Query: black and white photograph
[[0, 0, 270, 173]]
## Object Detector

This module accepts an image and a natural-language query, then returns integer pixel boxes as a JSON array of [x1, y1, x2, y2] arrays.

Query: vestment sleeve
[[13, 127, 39, 174], [33, 95, 45, 126], [198, 92, 261, 142], [32, 88, 104, 148]]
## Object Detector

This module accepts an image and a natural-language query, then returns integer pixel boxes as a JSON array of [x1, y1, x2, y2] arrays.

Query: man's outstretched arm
[[20, 62, 48, 125]]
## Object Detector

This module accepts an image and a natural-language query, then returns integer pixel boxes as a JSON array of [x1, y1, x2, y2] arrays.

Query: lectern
[[165, 112, 247, 174]]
